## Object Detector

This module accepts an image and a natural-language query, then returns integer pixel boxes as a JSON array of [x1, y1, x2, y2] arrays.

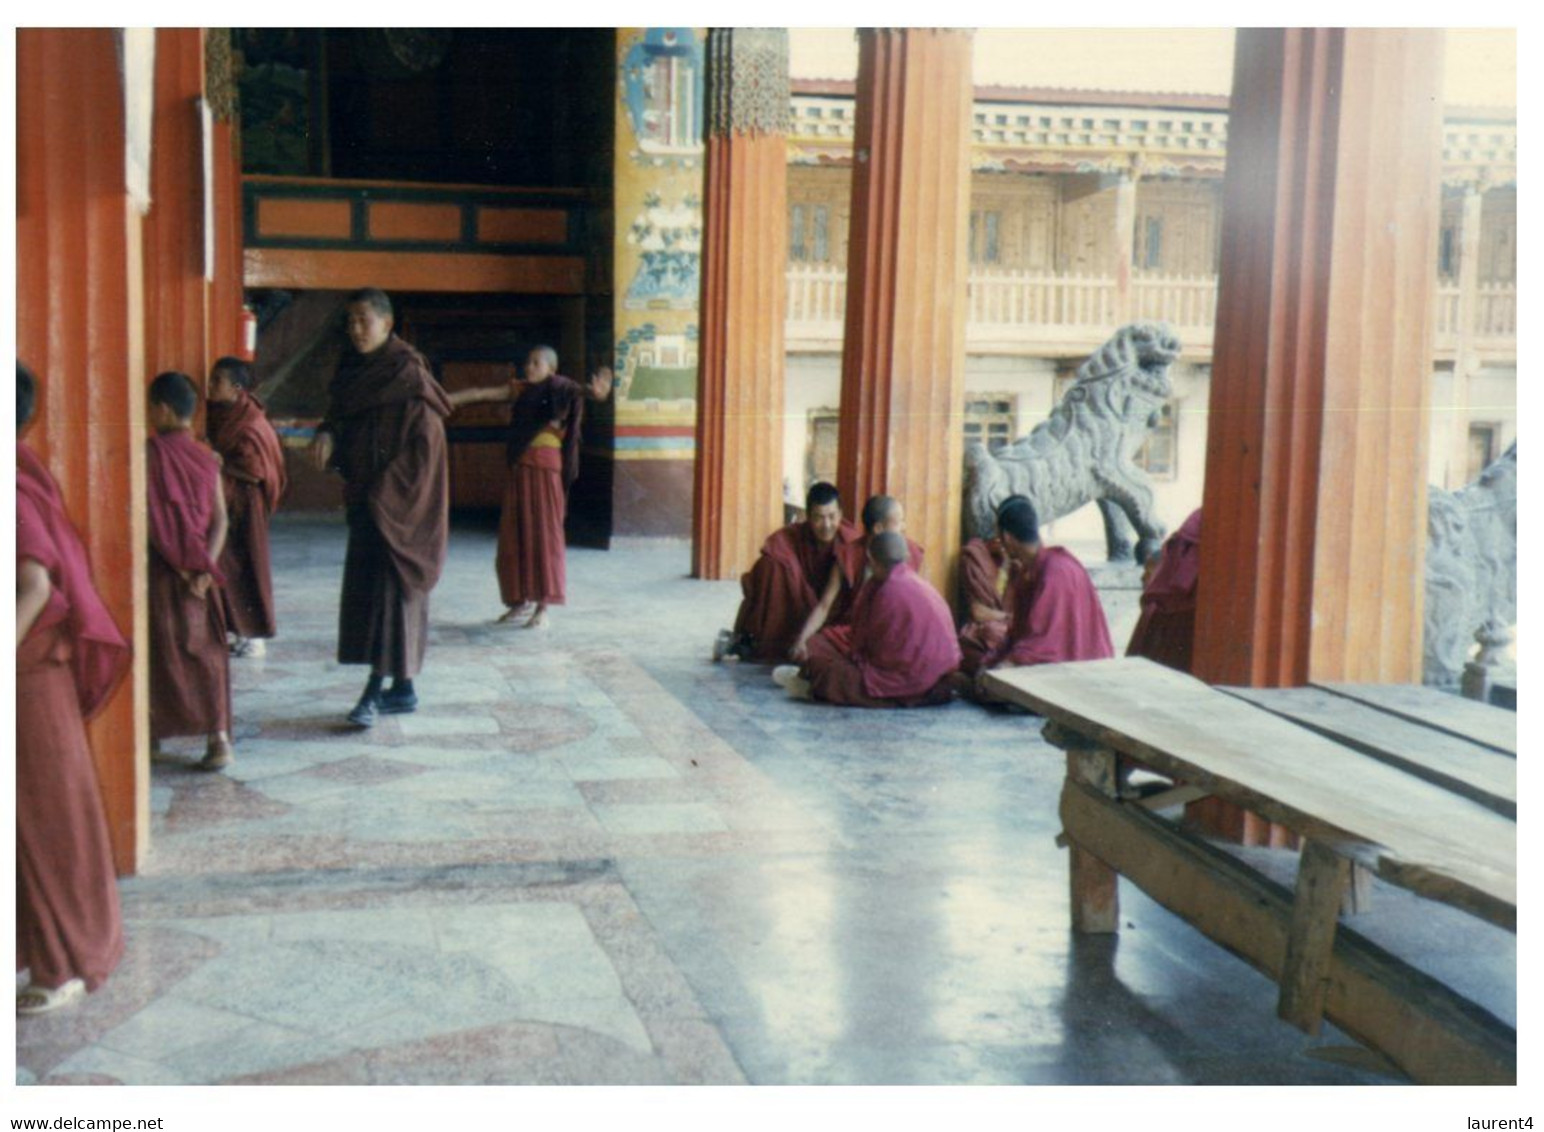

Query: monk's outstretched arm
[[16, 558, 51, 647], [789, 565, 843, 661], [448, 383, 517, 409]]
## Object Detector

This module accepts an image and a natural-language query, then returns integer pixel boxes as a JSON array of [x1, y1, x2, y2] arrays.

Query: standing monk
[[962, 499, 1113, 701], [714, 481, 861, 663], [308, 288, 451, 728], [146, 372, 235, 769], [16, 363, 130, 1015], [448, 346, 611, 629], [788, 494, 925, 662], [205, 356, 286, 659], [1126, 509, 1201, 673], [774, 532, 960, 708]]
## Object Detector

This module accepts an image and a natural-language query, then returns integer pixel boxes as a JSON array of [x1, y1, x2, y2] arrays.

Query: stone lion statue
[[963, 321, 1180, 562], [1424, 442, 1516, 687]]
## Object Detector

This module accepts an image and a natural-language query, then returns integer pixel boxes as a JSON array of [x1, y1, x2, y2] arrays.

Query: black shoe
[[379, 688, 418, 714], [347, 694, 379, 728]]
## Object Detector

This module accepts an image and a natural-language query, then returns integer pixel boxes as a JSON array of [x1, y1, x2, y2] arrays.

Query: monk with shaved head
[[774, 531, 960, 708]]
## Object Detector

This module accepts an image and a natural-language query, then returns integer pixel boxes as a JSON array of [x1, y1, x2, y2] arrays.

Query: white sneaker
[[772, 664, 801, 688]]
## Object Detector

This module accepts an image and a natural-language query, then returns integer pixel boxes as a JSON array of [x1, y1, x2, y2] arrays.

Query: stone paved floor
[[15, 517, 1513, 1085]]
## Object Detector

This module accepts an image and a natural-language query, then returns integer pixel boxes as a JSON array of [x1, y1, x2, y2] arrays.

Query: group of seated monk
[[718, 482, 1146, 709]]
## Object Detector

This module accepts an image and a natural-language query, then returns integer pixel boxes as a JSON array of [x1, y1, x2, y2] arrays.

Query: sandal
[[17, 978, 85, 1016]]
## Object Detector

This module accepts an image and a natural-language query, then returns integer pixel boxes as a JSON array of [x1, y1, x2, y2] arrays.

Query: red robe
[[1126, 509, 1200, 673], [805, 563, 960, 708], [968, 546, 1114, 673], [147, 430, 231, 739], [322, 335, 451, 678], [957, 536, 1012, 665], [206, 389, 286, 640], [498, 375, 583, 607], [17, 442, 129, 991], [732, 519, 862, 661]]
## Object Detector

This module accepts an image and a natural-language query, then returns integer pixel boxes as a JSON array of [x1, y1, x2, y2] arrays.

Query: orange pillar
[[836, 28, 974, 599], [1194, 29, 1443, 688], [692, 28, 790, 580], [205, 28, 247, 365], [143, 28, 211, 386], [17, 29, 151, 872]]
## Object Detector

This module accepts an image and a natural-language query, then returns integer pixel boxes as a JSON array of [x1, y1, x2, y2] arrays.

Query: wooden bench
[[983, 657, 1516, 1085]]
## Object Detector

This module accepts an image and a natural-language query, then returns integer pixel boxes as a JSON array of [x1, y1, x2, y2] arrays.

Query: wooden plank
[[1066, 749, 1120, 933], [1314, 682, 1516, 756], [985, 658, 1516, 928], [1059, 780, 1515, 1084], [1278, 841, 1350, 1033], [1224, 686, 1516, 818]]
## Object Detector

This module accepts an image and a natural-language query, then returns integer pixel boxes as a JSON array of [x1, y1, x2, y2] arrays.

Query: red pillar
[[143, 28, 211, 386], [692, 29, 790, 580], [1194, 29, 1444, 688], [836, 28, 974, 600], [205, 28, 247, 365], [17, 29, 151, 872]]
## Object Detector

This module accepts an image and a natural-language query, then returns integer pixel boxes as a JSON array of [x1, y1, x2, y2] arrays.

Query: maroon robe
[[804, 563, 961, 708], [17, 442, 129, 991], [968, 545, 1114, 673], [147, 430, 231, 739], [957, 536, 1012, 665], [733, 519, 862, 661], [1126, 509, 1201, 673], [828, 533, 926, 628], [497, 376, 583, 607], [321, 335, 451, 678], [207, 389, 286, 640]]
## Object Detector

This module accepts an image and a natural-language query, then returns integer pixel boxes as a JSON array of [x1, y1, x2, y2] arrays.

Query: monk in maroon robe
[[147, 372, 235, 768], [309, 288, 451, 727], [777, 532, 960, 708], [958, 536, 1013, 659], [205, 356, 286, 656], [1126, 508, 1201, 673], [963, 499, 1114, 700], [449, 347, 612, 629], [717, 481, 861, 662], [789, 494, 926, 663], [16, 363, 131, 1015]]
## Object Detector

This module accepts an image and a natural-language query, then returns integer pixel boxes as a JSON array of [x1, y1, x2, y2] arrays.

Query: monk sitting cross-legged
[[146, 371, 236, 769], [961, 498, 1114, 704], [773, 531, 961, 708], [956, 494, 1032, 663], [787, 493, 925, 664], [714, 480, 861, 663]]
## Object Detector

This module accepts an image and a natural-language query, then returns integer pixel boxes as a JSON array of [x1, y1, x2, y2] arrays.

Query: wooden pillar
[[1446, 179, 1486, 488], [1112, 159, 1141, 324], [1194, 29, 1444, 688], [836, 28, 974, 599], [17, 29, 151, 872], [691, 29, 790, 580], [205, 28, 246, 365], [144, 28, 210, 386]]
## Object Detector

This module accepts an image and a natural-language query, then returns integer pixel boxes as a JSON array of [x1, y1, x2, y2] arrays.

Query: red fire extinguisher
[[239, 304, 258, 361]]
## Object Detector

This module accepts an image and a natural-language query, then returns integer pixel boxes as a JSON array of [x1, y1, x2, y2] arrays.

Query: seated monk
[[957, 494, 1032, 662], [1126, 508, 1201, 673], [963, 498, 1114, 702], [773, 531, 960, 708], [714, 481, 860, 662], [788, 493, 925, 663]]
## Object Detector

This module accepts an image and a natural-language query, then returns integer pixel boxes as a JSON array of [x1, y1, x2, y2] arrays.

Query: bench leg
[[1069, 842, 1120, 934], [1278, 839, 1350, 1033]]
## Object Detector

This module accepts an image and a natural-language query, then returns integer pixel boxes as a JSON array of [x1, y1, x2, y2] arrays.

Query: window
[[1141, 216, 1164, 270], [790, 205, 806, 262], [969, 210, 1002, 265], [1468, 423, 1499, 482], [812, 206, 829, 263], [1133, 401, 1178, 479], [1439, 226, 1458, 279], [963, 395, 1017, 453], [806, 410, 840, 488]]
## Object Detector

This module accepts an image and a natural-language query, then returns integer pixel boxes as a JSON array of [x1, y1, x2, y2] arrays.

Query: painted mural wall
[[611, 28, 706, 535]]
